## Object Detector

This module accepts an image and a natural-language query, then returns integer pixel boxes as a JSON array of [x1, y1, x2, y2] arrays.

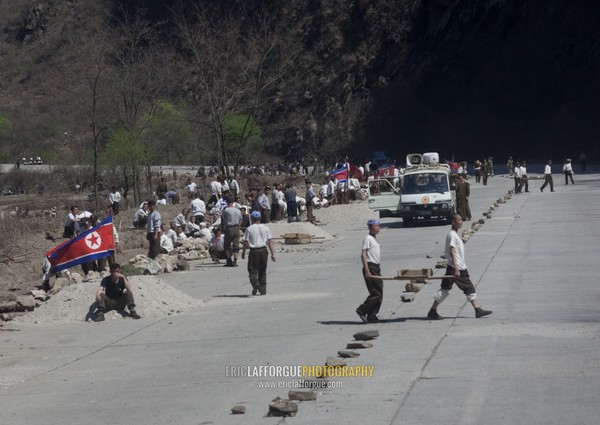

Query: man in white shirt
[[198, 222, 212, 239], [427, 213, 492, 320], [563, 158, 575, 185], [185, 178, 197, 195], [227, 177, 239, 197], [174, 208, 189, 228], [241, 211, 276, 295], [175, 226, 188, 245], [160, 224, 174, 254], [540, 159, 554, 192], [208, 178, 222, 208], [63, 205, 80, 238], [514, 161, 523, 193], [108, 186, 122, 215], [356, 218, 383, 324], [132, 202, 148, 228], [165, 221, 177, 244], [189, 195, 206, 224], [327, 176, 337, 205], [209, 228, 227, 264], [519, 161, 529, 192]]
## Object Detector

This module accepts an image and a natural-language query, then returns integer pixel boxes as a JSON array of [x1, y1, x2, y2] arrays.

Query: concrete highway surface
[[1, 171, 599, 425]]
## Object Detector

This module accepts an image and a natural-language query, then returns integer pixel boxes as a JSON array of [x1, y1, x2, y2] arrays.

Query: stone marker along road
[[1, 173, 599, 425]]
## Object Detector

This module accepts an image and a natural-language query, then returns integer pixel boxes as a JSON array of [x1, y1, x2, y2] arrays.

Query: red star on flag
[[85, 232, 101, 250]]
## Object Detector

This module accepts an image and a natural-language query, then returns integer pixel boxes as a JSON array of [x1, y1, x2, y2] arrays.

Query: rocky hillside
[[1, 0, 598, 166]]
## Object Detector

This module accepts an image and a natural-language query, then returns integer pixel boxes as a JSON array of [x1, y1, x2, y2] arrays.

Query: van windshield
[[402, 173, 448, 195]]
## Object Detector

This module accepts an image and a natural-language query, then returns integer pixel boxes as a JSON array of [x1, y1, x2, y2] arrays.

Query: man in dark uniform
[[454, 175, 471, 221], [94, 263, 140, 322], [156, 177, 168, 200]]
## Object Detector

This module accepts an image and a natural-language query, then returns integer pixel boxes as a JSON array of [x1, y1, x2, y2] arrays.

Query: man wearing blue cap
[[241, 210, 276, 295], [356, 218, 383, 323]]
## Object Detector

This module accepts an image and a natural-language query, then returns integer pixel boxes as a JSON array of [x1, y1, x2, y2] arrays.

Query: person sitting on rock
[[165, 221, 178, 244], [198, 221, 212, 240], [94, 263, 140, 322], [175, 225, 188, 245], [132, 202, 149, 228], [159, 223, 174, 254]]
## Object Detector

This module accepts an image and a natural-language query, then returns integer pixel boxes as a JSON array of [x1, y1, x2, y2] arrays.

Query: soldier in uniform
[[474, 159, 482, 183], [454, 175, 471, 221], [482, 159, 490, 186]]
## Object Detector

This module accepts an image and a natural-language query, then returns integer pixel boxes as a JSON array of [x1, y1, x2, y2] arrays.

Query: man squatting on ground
[[356, 218, 383, 324], [95, 263, 140, 322], [428, 213, 492, 320], [241, 211, 276, 295]]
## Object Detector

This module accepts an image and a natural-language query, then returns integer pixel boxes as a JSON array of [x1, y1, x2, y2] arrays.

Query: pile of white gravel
[[13, 275, 203, 325], [311, 200, 378, 226]]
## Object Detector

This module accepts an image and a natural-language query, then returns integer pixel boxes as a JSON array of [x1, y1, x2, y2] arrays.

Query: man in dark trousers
[[356, 218, 383, 324], [540, 159, 555, 192], [221, 197, 242, 267], [241, 211, 276, 295], [146, 200, 161, 259], [427, 213, 492, 320], [94, 263, 140, 322]]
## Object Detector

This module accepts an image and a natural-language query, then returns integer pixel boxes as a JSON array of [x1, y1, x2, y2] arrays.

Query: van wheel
[[403, 217, 413, 227]]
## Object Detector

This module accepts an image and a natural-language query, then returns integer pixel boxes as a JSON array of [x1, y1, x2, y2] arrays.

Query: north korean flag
[[374, 165, 396, 178], [331, 165, 348, 182], [46, 216, 115, 272]]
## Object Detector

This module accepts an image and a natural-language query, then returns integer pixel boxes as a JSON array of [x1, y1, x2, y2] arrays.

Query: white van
[[367, 153, 456, 224]]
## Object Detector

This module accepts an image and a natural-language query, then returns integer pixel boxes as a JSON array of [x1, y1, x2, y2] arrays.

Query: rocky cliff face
[[1, 0, 598, 164], [364, 0, 600, 161]]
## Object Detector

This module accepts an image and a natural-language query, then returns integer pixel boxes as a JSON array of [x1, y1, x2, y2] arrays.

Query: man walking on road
[[241, 211, 276, 295], [221, 197, 242, 267], [356, 218, 384, 324], [540, 159, 555, 192], [427, 213, 492, 320]]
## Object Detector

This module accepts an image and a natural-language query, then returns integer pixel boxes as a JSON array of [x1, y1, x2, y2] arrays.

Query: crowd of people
[[44, 151, 590, 322]]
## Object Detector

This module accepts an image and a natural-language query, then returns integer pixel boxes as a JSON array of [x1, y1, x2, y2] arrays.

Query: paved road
[[1, 173, 599, 424]]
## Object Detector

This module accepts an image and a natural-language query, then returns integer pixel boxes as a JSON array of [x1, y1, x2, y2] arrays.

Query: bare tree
[[107, 10, 177, 205], [174, 3, 299, 176]]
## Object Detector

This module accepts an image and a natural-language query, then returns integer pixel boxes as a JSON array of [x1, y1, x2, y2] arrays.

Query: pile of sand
[[13, 275, 203, 325]]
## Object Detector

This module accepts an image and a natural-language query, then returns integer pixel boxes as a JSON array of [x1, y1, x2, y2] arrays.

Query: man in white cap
[[241, 210, 276, 295], [356, 218, 384, 323]]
